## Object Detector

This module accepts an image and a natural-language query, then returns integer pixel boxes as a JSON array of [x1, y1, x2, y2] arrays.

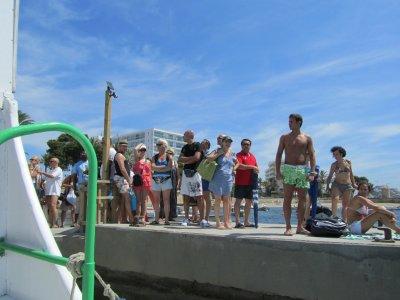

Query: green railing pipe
[[0, 238, 69, 266], [0, 122, 97, 300]]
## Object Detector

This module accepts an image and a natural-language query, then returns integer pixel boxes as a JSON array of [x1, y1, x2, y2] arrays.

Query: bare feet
[[284, 228, 293, 236], [216, 223, 225, 230], [296, 227, 309, 235], [224, 223, 232, 230]]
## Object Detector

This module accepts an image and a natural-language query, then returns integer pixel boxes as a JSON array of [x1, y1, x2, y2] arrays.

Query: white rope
[[95, 270, 121, 300], [66, 252, 123, 300]]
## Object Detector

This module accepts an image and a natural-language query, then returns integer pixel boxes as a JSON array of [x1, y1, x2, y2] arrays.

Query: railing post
[[0, 122, 98, 300]]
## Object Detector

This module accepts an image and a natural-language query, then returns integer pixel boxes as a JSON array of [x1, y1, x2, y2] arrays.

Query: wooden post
[[101, 89, 112, 180], [98, 82, 116, 223]]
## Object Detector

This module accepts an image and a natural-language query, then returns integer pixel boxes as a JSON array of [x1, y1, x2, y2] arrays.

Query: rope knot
[[66, 252, 85, 279]]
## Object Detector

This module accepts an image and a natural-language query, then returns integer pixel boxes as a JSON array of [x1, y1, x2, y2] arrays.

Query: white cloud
[[365, 124, 400, 142], [313, 122, 347, 138], [240, 49, 400, 97]]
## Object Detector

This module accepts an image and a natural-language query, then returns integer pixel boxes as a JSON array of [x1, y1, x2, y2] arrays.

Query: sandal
[[245, 223, 255, 228], [234, 223, 245, 229], [150, 220, 160, 225], [165, 221, 170, 225]]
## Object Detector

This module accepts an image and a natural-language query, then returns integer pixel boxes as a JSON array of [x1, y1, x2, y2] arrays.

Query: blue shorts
[[152, 178, 172, 192], [202, 179, 210, 192]]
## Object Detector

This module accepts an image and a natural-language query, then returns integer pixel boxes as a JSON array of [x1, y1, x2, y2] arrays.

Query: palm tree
[[18, 110, 34, 125]]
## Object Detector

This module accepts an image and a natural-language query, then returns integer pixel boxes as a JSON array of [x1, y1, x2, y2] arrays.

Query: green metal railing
[[0, 122, 97, 300]]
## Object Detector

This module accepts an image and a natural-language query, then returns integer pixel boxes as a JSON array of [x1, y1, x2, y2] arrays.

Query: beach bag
[[315, 205, 332, 216], [129, 189, 137, 211], [197, 159, 217, 181], [306, 213, 347, 237], [132, 168, 143, 186], [66, 188, 77, 205]]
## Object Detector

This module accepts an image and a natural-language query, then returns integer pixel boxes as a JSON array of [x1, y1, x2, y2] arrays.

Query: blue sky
[[17, 0, 400, 188]]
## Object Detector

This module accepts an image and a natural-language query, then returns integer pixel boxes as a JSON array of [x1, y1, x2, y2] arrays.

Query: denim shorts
[[152, 178, 172, 191]]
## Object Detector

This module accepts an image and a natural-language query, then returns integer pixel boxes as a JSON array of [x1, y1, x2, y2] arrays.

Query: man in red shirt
[[234, 139, 259, 228]]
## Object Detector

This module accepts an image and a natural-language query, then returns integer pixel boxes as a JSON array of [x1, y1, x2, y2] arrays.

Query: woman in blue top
[[151, 138, 173, 225], [207, 136, 238, 229]]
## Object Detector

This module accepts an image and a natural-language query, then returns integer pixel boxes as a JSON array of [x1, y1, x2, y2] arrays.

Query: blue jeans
[[308, 180, 318, 218]]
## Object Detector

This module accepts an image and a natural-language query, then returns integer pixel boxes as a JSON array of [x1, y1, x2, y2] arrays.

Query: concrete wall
[[57, 226, 400, 300]]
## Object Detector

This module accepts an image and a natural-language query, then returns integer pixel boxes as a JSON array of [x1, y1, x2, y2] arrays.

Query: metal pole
[[0, 122, 97, 300], [0, 238, 69, 266]]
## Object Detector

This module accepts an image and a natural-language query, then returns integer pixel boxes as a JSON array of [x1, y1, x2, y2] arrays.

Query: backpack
[[306, 213, 347, 237]]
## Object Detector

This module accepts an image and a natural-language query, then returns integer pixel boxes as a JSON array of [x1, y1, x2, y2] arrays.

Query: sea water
[[250, 206, 400, 225]]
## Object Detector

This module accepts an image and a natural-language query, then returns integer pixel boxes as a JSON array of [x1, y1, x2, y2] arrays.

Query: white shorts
[[180, 171, 202, 197], [349, 221, 362, 234]]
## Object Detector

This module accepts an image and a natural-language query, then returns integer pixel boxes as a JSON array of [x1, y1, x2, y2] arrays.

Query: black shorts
[[234, 185, 253, 199]]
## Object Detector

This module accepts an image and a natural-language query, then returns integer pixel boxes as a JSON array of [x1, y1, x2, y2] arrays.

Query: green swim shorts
[[281, 164, 310, 189]]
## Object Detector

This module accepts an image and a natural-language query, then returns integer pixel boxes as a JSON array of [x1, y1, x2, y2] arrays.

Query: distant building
[[265, 161, 277, 180], [372, 185, 400, 201], [112, 128, 184, 160], [265, 161, 283, 194]]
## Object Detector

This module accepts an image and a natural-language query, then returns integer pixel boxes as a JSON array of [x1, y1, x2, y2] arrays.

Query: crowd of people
[[28, 113, 399, 235]]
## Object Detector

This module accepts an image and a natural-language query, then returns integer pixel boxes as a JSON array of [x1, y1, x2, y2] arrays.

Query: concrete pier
[[55, 224, 400, 300]]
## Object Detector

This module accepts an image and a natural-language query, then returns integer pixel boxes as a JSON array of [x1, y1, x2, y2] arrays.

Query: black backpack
[[306, 213, 347, 237]]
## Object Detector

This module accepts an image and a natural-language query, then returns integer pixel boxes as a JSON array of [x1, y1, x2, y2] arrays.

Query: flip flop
[[245, 223, 255, 228], [234, 223, 245, 229], [150, 220, 160, 225], [296, 228, 310, 235]]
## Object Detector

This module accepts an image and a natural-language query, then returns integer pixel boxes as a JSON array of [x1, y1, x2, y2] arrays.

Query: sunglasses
[[50, 160, 57, 163], [139, 149, 146, 152], [242, 143, 251, 146], [156, 144, 164, 147]]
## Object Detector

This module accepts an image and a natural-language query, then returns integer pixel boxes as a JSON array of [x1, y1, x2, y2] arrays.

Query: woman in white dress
[[39, 157, 63, 228]]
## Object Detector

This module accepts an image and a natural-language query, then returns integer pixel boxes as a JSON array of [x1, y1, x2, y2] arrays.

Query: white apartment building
[[113, 128, 185, 160]]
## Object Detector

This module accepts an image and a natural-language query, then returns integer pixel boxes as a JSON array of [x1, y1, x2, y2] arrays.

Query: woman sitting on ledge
[[347, 182, 400, 235]]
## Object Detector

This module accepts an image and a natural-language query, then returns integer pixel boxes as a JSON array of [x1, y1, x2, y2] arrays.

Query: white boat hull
[[0, 1, 81, 299]]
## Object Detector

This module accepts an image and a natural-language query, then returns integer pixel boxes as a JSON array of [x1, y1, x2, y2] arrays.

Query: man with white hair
[[178, 130, 203, 226]]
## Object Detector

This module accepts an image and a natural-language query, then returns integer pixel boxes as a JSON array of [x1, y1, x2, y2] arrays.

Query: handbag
[[133, 174, 143, 186], [66, 188, 77, 205], [196, 159, 217, 181]]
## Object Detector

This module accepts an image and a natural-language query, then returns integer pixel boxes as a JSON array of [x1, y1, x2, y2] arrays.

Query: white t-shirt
[[99, 147, 118, 179], [44, 167, 63, 196], [109, 147, 117, 161]]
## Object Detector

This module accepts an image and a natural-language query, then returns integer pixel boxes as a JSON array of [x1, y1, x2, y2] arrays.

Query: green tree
[[18, 110, 34, 125], [43, 134, 102, 170]]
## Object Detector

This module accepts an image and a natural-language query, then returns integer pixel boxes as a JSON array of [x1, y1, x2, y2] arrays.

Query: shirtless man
[[275, 113, 317, 236]]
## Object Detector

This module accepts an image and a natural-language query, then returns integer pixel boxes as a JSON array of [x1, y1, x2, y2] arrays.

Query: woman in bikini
[[347, 182, 400, 235], [326, 146, 357, 221]]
